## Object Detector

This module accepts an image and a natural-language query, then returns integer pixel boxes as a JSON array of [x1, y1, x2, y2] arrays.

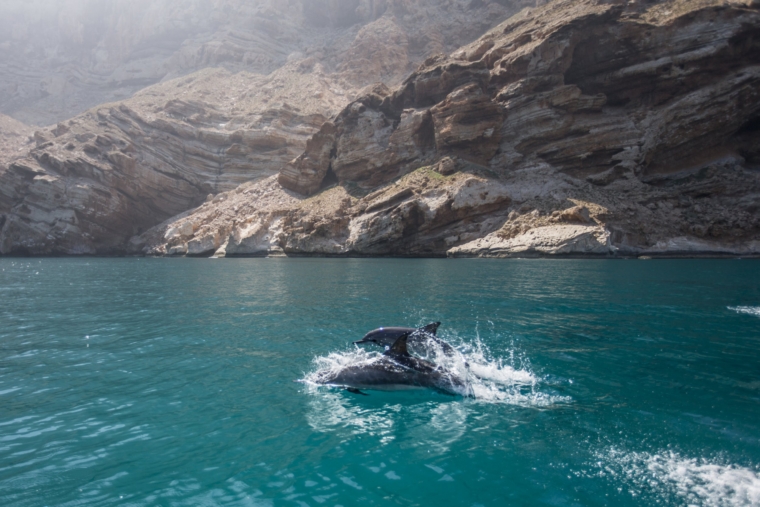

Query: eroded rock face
[[3, 0, 760, 257], [449, 225, 613, 257], [278, 122, 338, 196], [270, 0, 760, 257], [430, 84, 504, 165], [137, 168, 513, 257], [0, 73, 330, 255], [0, 0, 528, 255], [328, 86, 438, 188], [279, 0, 760, 195]]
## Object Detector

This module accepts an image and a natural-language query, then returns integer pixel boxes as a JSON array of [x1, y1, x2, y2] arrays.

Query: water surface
[[1, 258, 759, 506]]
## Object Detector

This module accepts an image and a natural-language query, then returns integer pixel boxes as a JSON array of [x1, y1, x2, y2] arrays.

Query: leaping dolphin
[[354, 322, 458, 357], [315, 332, 471, 396]]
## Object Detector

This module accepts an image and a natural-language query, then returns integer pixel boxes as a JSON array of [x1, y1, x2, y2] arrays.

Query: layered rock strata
[[0, 69, 333, 255], [0, 0, 527, 255], [140, 0, 760, 258]]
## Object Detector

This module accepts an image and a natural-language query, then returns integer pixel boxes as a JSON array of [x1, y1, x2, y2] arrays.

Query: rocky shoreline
[[1, 0, 759, 258]]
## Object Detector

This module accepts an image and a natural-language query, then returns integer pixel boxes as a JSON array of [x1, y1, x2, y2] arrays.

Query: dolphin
[[315, 332, 471, 396], [354, 322, 458, 357]]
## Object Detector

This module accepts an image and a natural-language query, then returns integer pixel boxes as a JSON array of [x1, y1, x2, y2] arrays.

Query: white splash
[[591, 448, 760, 507], [303, 333, 569, 407], [728, 306, 760, 318], [305, 347, 382, 382]]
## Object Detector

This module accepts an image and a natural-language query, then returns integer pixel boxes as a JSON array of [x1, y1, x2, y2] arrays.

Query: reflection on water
[[306, 388, 470, 453], [408, 402, 469, 454], [305, 389, 397, 443]]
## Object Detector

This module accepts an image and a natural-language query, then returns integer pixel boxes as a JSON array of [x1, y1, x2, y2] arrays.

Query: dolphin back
[[316, 353, 469, 396], [354, 326, 416, 347], [354, 322, 440, 347]]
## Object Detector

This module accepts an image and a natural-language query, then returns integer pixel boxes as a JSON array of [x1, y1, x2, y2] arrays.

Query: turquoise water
[[1, 258, 759, 507]]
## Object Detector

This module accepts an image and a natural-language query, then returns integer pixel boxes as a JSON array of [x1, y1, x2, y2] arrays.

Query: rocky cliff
[[0, 0, 528, 255], [133, 0, 760, 258]]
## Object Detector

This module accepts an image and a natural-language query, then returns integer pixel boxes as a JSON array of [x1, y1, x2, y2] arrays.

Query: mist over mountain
[[0, 0, 522, 125]]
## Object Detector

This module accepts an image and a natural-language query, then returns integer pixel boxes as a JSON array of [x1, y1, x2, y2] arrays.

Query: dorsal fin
[[385, 332, 410, 356], [420, 322, 441, 335]]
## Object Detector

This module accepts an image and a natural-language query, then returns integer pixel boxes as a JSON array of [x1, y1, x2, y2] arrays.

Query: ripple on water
[[1, 258, 758, 507]]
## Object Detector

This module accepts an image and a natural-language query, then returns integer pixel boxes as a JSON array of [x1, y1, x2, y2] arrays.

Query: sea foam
[[590, 448, 760, 506], [728, 306, 760, 318]]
